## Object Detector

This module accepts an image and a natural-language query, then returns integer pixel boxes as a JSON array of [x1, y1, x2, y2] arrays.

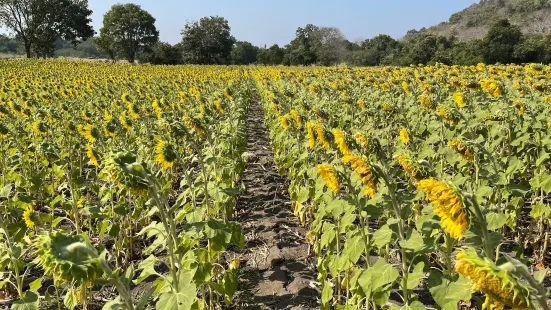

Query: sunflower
[[34, 232, 101, 283], [104, 151, 150, 195], [394, 153, 427, 181], [78, 124, 99, 143], [453, 92, 465, 108], [342, 155, 376, 198], [419, 94, 434, 110], [119, 112, 133, 130], [183, 115, 205, 137], [306, 122, 316, 149], [401, 81, 411, 95], [155, 140, 178, 170], [279, 114, 291, 130], [23, 204, 37, 229], [399, 127, 410, 145], [290, 110, 302, 128], [332, 129, 350, 156], [0, 123, 10, 139], [417, 179, 469, 239], [312, 123, 331, 151], [512, 102, 525, 115], [455, 249, 531, 310], [104, 120, 117, 137], [32, 119, 48, 135], [317, 164, 340, 193], [448, 138, 474, 161], [86, 144, 99, 167]]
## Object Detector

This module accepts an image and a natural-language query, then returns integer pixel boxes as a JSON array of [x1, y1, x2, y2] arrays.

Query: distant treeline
[[1, 0, 550, 66]]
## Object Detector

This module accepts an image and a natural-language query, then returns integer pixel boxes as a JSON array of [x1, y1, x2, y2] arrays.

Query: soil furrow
[[230, 101, 319, 309]]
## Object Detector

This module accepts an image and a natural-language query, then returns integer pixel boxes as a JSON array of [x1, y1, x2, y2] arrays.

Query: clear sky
[[87, 1, 477, 46]]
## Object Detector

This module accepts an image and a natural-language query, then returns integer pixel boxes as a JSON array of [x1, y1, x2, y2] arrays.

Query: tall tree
[[143, 42, 182, 65], [286, 24, 318, 65], [0, 0, 94, 58], [483, 19, 523, 64], [181, 16, 235, 64], [310, 27, 349, 66], [96, 3, 159, 63], [230, 41, 258, 65], [257, 44, 284, 65]]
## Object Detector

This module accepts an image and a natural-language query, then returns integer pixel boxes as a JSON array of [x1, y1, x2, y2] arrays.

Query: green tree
[[230, 41, 258, 65], [96, 3, 159, 63], [181, 16, 235, 64], [514, 33, 551, 63], [359, 34, 400, 66], [0, 0, 94, 58], [286, 24, 318, 65], [257, 44, 284, 65], [482, 19, 523, 64], [143, 42, 182, 65]]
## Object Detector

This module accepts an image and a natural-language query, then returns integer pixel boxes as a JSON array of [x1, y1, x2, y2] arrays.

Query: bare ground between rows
[[227, 101, 319, 310]]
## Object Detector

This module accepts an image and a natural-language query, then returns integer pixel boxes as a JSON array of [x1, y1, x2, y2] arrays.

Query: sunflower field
[[0, 59, 250, 309], [254, 63, 551, 309], [0, 60, 550, 310]]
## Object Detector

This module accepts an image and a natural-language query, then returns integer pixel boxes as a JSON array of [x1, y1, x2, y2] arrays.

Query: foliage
[[0, 59, 250, 309], [230, 41, 258, 65], [0, 0, 94, 58], [96, 3, 159, 63], [180, 16, 235, 64], [482, 19, 523, 64], [255, 62, 551, 309], [142, 42, 182, 65]]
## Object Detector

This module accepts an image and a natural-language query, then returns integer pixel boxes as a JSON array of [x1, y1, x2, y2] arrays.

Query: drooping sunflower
[[417, 179, 469, 239], [86, 144, 99, 167], [103, 151, 150, 195], [419, 94, 434, 110], [184, 115, 205, 137], [317, 164, 340, 193], [332, 129, 350, 156], [312, 123, 331, 151], [306, 122, 316, 149], [290, 110, 302, 129], [78, 124, 99, 144], [394, 153, 428, 182], [34, 232, 101, 283], [455, 249, 531, 310], [512, 102, 525, 115], [448, 138, 474, 161], [342, 155, 376, 198], [278, 114, 291, 130], [453, 92, 465, 108], [155, 140, 178, 170], [399, 127, 410, 145]]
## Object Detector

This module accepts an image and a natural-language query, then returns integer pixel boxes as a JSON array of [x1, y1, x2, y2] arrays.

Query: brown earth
[[227, 101, 319, 310]]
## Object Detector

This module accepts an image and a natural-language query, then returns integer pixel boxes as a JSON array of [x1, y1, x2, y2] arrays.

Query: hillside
[[423, 0, 551, 40]]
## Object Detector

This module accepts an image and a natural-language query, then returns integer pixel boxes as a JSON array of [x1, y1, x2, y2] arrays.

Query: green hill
[[421, 0, 551, 40]]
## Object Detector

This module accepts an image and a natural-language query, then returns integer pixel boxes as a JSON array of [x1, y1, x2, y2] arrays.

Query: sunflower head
[[394, 152, 429, 181], [317, 164, 340, 193], [455, 248, 531, 310], [448, 138, 474, 161], [399, 128, 410, 145], [23, 204, 39, 229], [32, 119, 48, 135], [332, 129, 350, 156], [342, 155, 377, 198], [34, 232, 101, 283], [417, 179, 469, 239], [155, 140, 178, 170], [86, 144, 100, 167], [0, 123, 9, 139], [104, 151, 150, 194]]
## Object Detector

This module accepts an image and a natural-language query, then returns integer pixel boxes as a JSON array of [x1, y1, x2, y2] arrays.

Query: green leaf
[[390, 301, 426, 310], [321, 280, 333, 306], [11, 291, 39, 310], [220, 187, 239, 197], [371, 258, 399, 289], [102, 297, 125, 310], [400, 229, 425, 252], [342, 235, 365, 264], [29, 278, 42, 292], [428, 271, 472, 309], [372, 224, 392, 249], [135, 255, 160, 284], [407, 262, 425, 289], [533, 268, 548, 283], [0, 184, 12, 198], [486, 212, 507, 230], [156, 285, 197, 310]]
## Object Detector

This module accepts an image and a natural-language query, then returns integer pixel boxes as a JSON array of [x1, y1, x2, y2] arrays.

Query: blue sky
[[88, 1, 477, 46]]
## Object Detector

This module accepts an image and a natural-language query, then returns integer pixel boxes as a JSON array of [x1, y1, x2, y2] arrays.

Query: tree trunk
[[25, 41, 32, 58]]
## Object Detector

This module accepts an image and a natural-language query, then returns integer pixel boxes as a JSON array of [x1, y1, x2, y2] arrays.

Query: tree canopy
[[181, 16, 235, 64], [95, 3, 159, 63], [0, 0, 94, 58]]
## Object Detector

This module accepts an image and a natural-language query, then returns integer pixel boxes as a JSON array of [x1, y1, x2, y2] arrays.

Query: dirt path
[[230, 101, 319, 309]]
